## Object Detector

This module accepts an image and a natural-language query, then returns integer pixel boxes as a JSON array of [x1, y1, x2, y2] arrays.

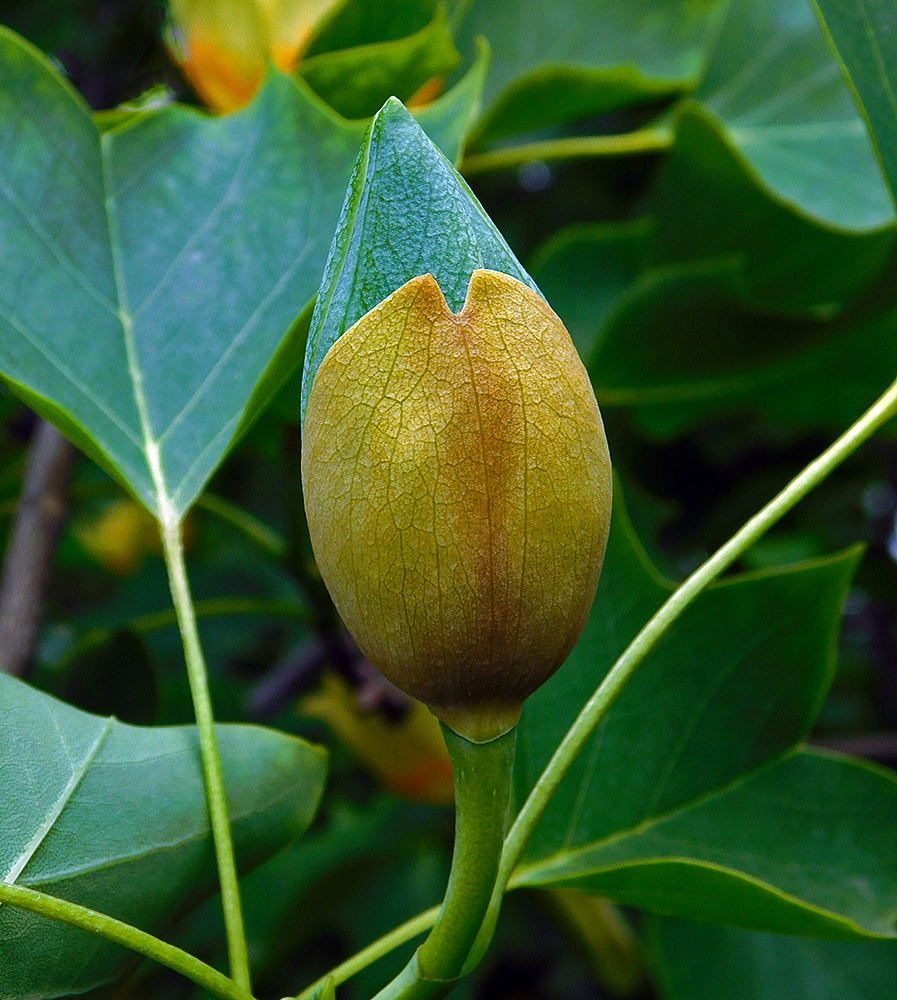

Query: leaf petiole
[[196, 492, 287, 558], [460, 127, 673, 175], [293, 907, 440, 1000], [160, 517, 252, 993], [0, 882, 255, 1000]]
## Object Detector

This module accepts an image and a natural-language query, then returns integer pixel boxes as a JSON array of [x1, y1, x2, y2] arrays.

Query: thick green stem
[[461, 128, 672, 175], [372, 725, 517, 1000], [418, 725, 516, 979], [0, 883, 254, 1000], [160, 519, 251, 994]]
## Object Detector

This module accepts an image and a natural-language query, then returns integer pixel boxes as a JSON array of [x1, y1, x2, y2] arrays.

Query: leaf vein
[[2, 717, 113, 897]]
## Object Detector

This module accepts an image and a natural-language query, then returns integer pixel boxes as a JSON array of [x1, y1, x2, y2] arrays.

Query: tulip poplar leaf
[[648, 912, 897, 1000], [648, 103, 896, 314], [0, 671, 328, 999], [811, 0, 897, 204], [513, 503, 897, 937], [692, 0, 892, 232], [587, 254, 897, 435], [528, 219, 653, 363], [299, 3, 460, 119], [301, 98, 537, 423], [0, 28, 484, 522], [516, 749, 897, 938], [456, 0, 728, 144]]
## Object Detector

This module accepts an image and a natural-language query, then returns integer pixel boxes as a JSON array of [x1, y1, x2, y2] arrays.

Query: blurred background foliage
[[1, 1, 896, 998]]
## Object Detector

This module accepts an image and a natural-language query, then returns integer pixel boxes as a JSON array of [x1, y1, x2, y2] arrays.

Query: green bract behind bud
[[302, 269, 612, 742]]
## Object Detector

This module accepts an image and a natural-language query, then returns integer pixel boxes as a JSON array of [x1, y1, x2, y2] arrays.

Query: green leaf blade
[[694, 0, 893, 231], [648, 913, 897, 1000], [517, 750, 897, 939], [518, 505, 859, 851], [300, 97, 537, 421], [648, 100, 896, 313], [812, 0, 897, 205], [0, 672, 328, 999], [0, 27, 486, 520], [528, 219, 652, 363], [299, 4, 460, 120], [512, 499, 897, 937], [457, 0, 728, 144]]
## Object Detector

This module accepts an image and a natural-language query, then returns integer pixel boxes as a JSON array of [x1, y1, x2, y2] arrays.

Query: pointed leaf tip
[[301, 98, 538, 423]]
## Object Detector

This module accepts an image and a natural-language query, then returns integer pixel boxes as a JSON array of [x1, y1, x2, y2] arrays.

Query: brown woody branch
[[0, 418, 77, 676]]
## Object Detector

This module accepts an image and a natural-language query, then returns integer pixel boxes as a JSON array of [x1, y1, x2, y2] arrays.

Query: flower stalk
[[373, 725, 518, 1000]]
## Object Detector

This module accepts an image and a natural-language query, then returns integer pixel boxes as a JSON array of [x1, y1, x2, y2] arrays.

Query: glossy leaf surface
[[528, 219, 652, 363], [301, 98, 536, 421], [588, 254, 897, 434], [299, 4, 459, 119], [457, 0, 727, 143], [648, 913, 897, 1000], [0, 28, 483, 521], [648, 103, 895, 315], [694, 0, 892, 231], [812, 0, 897, 200], [512, 504, 897, 936], [0, 671, 328, 998]]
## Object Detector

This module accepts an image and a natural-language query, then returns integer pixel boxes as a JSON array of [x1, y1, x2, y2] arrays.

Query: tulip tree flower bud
[[302, 269, 612, 742]]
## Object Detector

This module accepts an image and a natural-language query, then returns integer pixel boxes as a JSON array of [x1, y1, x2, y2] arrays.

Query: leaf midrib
[[1, 717, 113, 898], [99, 132, 171, 524], [15, 767, 308, 888], [515, 746, 798, 882]]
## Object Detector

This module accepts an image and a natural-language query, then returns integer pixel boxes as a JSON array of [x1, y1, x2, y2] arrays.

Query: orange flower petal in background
[[301, 671, 455, 806], [73, 499, 163, 576], [168, 0, 269, 111], [406, 75, 445, 108], [257, 0, 347, 71], [167, 0, 344, 112]]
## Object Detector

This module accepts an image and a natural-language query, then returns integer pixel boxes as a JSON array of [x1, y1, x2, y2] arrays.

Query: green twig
[[0, 882, 254, 1000], [294, 907, 439, 1000], [466, 374, 897, 965], [61, 596, 309, 666], [160, 519, 252, 994], [461, 128, 672, 175]]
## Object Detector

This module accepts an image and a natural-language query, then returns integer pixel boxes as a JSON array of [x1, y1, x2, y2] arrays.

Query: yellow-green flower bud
[[302, 269, 612, 742]]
